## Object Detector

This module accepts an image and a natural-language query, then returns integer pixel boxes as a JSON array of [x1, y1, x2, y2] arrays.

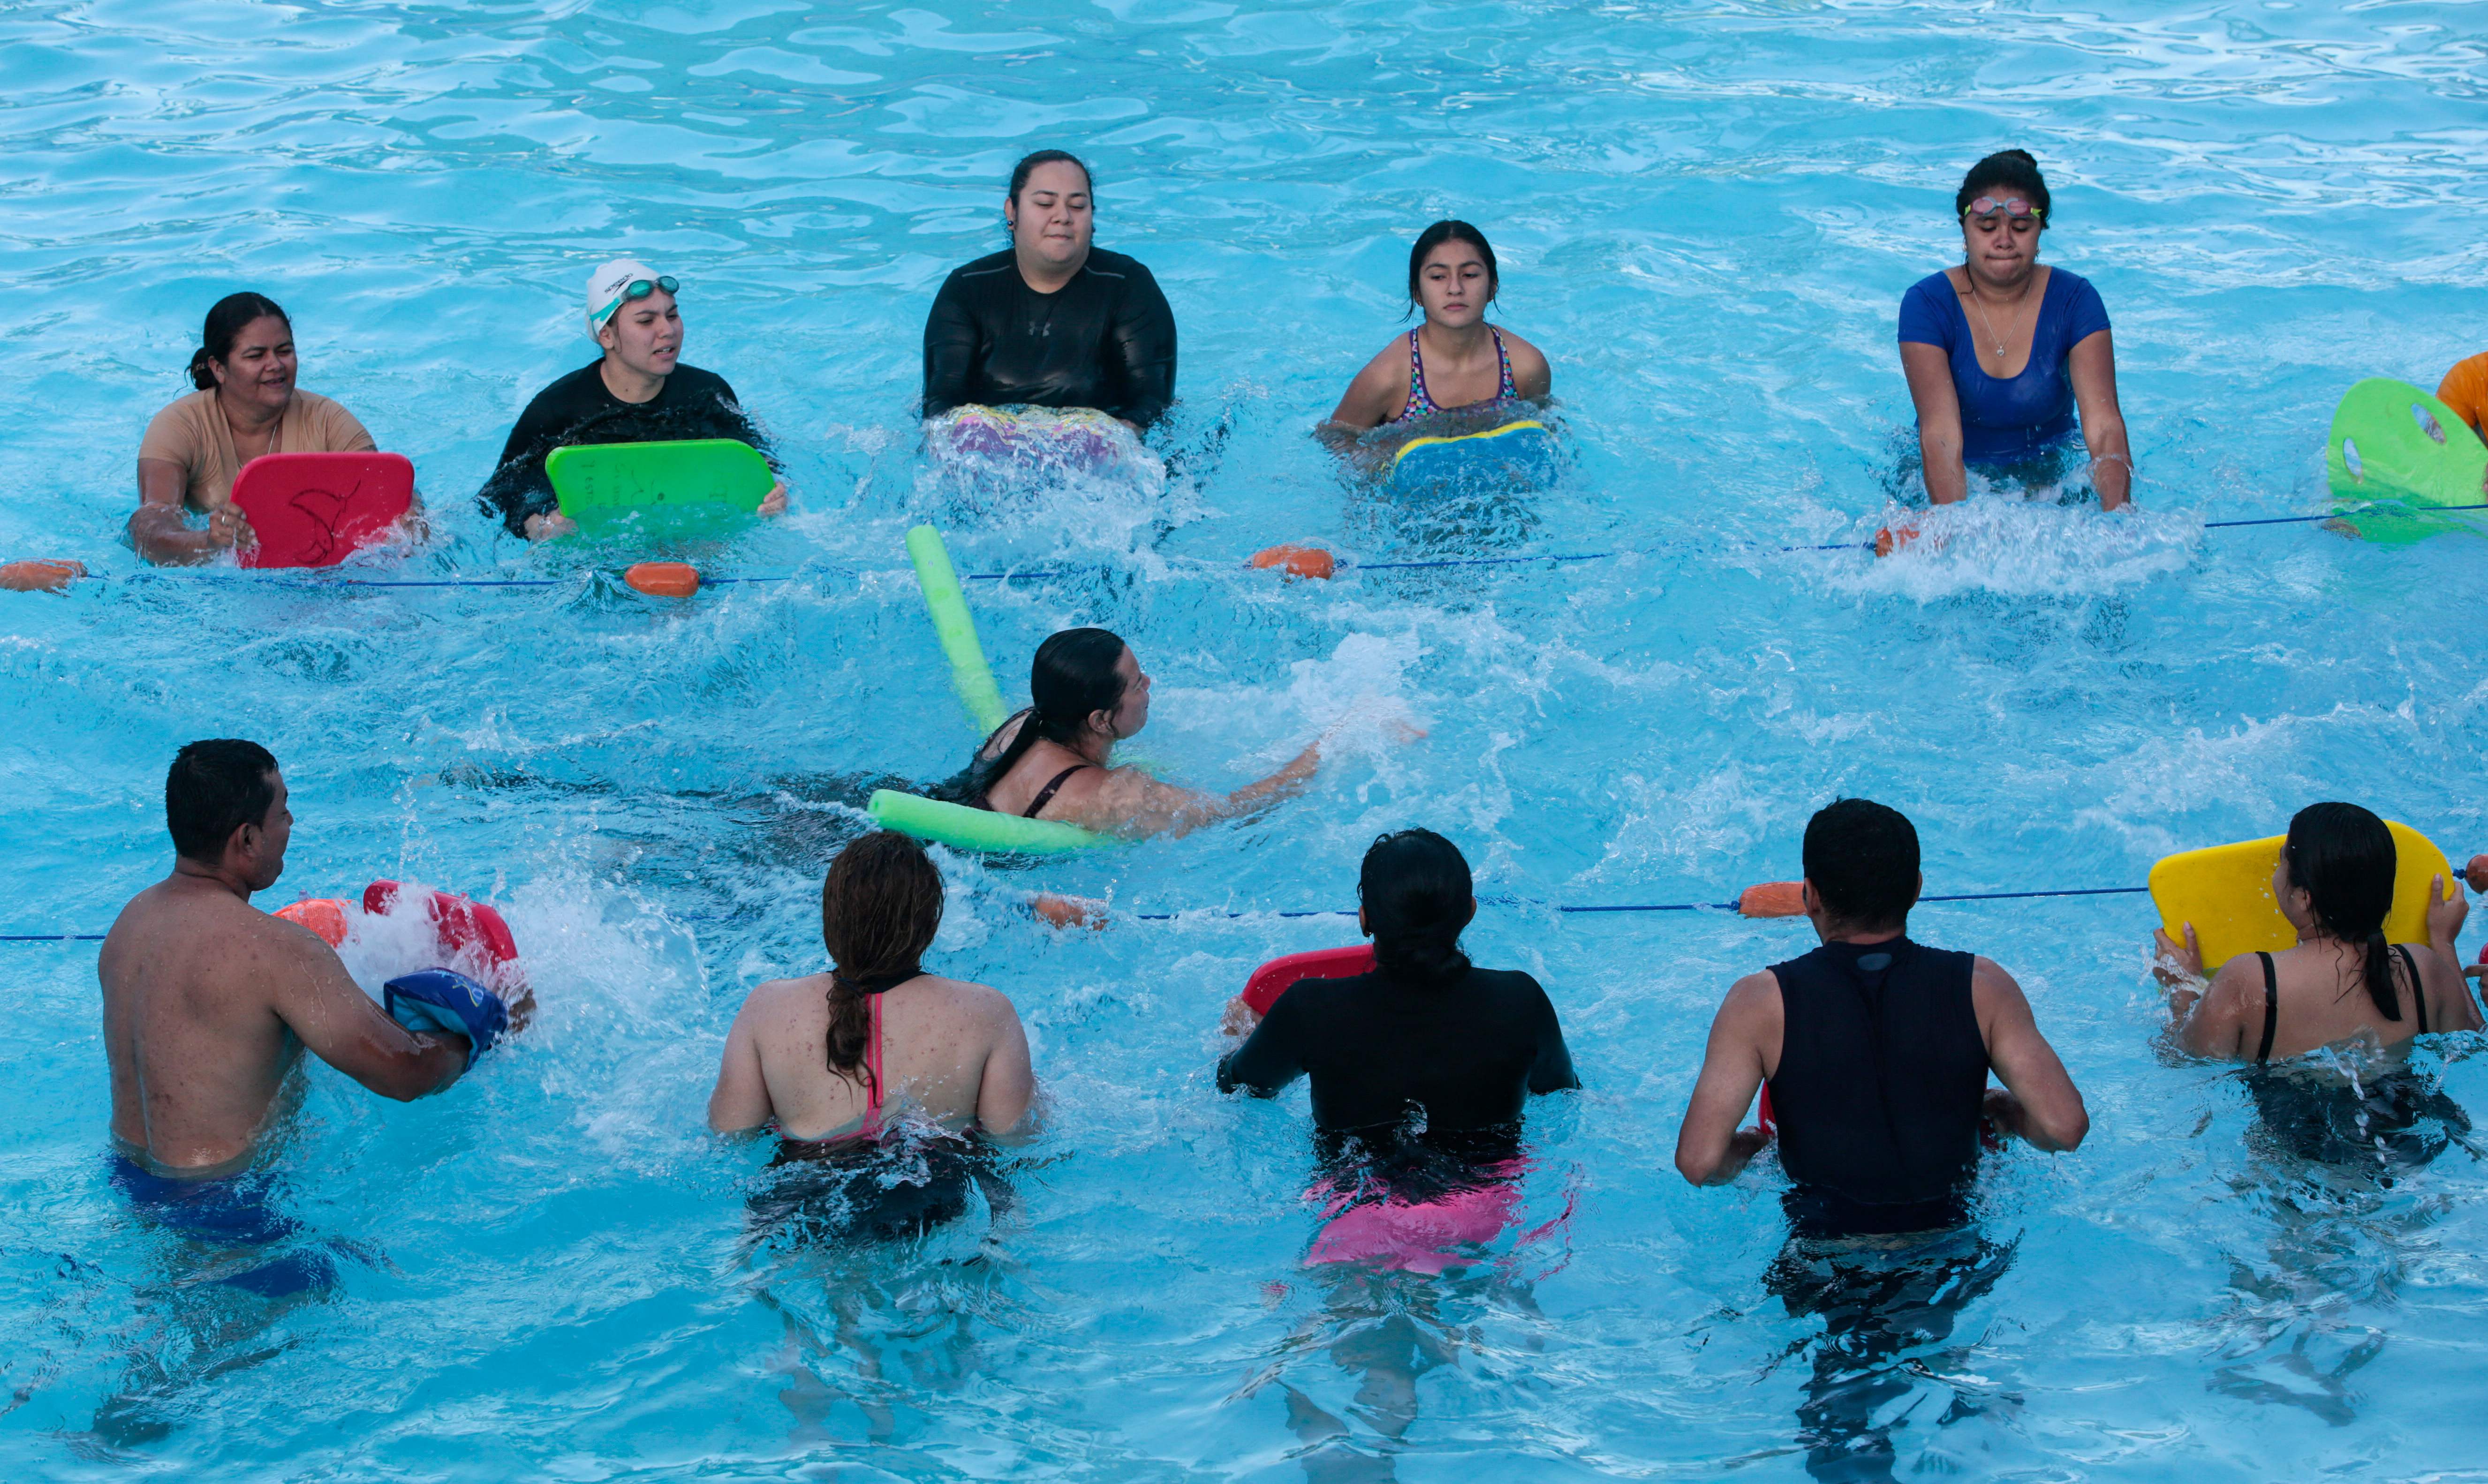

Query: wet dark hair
[[188, 292, 290, 392], [821, 832, 945, 1098], [2282, 802, 2404, 1022], [1801, 798, 1921, 932], [166, 738, 280, 864], [1009, 149, 1094, 205], [1954, 150, 2051, 224], [1407, 220, 1498, 310], [1359, 829, 1475, 987], [971, 627, 1130, 798]]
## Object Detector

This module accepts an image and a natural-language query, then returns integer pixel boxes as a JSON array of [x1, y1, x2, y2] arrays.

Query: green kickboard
[[867, 788, 1105, 855], [2324, 379, 2487, 545], [547, 439, 773, 535]]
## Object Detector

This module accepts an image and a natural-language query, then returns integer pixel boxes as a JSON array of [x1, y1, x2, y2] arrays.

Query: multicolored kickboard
[[230, 452, 414, 569], [545, 438, 773, 536], [2147, 820, 2454, 972], [930, 405, 1136, 473], [2324, 379, 2488, 544], [1390, 419, 1559, 494]]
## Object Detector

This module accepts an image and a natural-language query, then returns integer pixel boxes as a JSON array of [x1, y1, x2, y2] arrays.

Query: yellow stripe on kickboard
[[1390, 419, 1549, 468], [2147, 821, 2454, 972]]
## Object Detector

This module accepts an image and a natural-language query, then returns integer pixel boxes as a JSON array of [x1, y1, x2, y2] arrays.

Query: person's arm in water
[[1106, 264, 1177, 429], [2152, 923, 2263, 1062], [1217, 990, 1308, 1097], [2421, 874, 2484, 1032], [1970, 956, 2088, 1150], [973, 987, 1038, 1138], [480, 393, 574, 541], [1673, 970, 1780, 1186], [921, 271, 980, 422], [131, 458, 253, 565], [1525, 975, 1581, 1094], [2066, 328, 2132, 510], [268, 920, 471, 1099], [705, 374, 788, 517], [706, 982, 777, 1134], [1053, 737, 1329, 839], [1499, 328, 1553, 401], [1899, 341, 1971, 506], [1322, 341, 1412, 438]]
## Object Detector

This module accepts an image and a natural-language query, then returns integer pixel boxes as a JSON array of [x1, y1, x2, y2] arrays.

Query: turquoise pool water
[[7, 1, 2488, 1478]]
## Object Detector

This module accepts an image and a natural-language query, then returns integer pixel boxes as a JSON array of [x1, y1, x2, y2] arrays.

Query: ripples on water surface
[[5, 1, 2488, 1478]]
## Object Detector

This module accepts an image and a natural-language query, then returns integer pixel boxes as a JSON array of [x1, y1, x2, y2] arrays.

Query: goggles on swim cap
[[591, 275, 678, 327], [1961, 195, 2044, 227]]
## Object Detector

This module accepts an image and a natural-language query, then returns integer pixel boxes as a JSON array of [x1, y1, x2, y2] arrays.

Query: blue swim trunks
[[107, 1144, 340, 1298]]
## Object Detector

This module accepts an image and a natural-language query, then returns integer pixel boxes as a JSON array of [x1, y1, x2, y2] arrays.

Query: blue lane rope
[[1129, 881, 2157, 921], [23, 500, 2484, 593]]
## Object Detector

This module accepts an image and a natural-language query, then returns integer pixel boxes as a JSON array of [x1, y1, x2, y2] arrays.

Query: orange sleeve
[[2435, 353, 2488, 442]]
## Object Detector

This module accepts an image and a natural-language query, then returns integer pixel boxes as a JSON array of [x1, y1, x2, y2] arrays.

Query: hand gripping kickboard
[[546, 439, 773, 535], [231, 452, 415, 568], [2324, 379, 2488, 545], [2148, 820, 2454, 972], [1390, 419, 1559, 494]]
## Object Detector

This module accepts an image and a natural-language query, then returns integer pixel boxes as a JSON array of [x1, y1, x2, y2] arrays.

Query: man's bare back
[[102, 753, 470, 1173]]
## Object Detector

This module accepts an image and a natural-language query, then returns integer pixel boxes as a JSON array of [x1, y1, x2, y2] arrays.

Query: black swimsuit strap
[[2255, 951, 2278, 1065], [1023, 763, 1094, 819], [833, 969, 920, 997], [2394, 944, 2426, 1034]]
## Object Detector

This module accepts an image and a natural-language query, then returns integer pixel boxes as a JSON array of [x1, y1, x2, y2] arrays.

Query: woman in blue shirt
[[1898, 151, 2133, 510]]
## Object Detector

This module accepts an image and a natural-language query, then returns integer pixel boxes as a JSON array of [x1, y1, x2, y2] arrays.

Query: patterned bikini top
[[1396, 326, 1518, 423]]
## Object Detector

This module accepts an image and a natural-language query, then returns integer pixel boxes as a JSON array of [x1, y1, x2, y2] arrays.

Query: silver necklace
[[1964, 272, 2034, 358]]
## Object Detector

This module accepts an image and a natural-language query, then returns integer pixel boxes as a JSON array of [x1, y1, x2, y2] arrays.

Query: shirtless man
[[100, 740, 491, 1182]]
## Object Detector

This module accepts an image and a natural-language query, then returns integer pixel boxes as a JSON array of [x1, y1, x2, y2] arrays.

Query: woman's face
[[597, 286, 682, 379], [1103, 645, 1151, 739], [1007, 161, 1094, 271], [1958, 193, 2043, 285], [1416, 241, 1494, 327], [212, 314, 297, 412]]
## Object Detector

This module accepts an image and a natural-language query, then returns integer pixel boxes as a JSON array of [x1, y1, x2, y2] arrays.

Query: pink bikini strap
[[864, 989, 885, 1136]]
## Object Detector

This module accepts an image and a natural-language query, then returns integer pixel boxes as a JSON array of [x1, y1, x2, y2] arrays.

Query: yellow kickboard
[[2148, 821, 2452, 972]]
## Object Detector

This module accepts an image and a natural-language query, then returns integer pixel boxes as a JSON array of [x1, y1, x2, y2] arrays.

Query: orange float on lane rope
[[625, 561, 701, 597], [1737, 881, 1806, 918], [2465, 854, 2488, 893], [1249, 544, 1335, 580], [1, 559, 87, 592]]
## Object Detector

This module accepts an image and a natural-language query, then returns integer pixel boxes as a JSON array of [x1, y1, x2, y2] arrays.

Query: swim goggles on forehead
[[591, 275, 679, 326], [1961, 195, 2044, 226]]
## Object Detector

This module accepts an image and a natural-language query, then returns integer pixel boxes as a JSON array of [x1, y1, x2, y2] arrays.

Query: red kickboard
[[232, 452, 414, 569], [1240, 943, 1377, 1017], [363, 879, 525, 994]]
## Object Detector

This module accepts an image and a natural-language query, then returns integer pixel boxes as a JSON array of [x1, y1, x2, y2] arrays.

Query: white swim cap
[[585, 258, 670, 334]]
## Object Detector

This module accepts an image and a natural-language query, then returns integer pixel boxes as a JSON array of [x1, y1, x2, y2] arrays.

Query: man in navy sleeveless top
[[1674, 798, 2088, 1237]]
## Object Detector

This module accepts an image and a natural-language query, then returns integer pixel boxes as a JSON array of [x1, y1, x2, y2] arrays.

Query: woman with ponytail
[[131, 292, 386, 564], [959, 626, 1348, 838], [2157, 803, 2479, 1165], [1219, 830, 1577, 1157], [709, 832, 1034, 1237], [1897, 149, 2133, 509]]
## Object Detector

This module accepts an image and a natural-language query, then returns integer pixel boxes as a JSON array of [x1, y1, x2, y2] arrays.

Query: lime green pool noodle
[[905, 524, 1010, 737], [868, 789, 1104, 854]]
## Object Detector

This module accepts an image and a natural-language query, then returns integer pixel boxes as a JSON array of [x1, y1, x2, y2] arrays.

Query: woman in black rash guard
[[1219, 830, 1579, 1171], [921, 150, 1177, 430]]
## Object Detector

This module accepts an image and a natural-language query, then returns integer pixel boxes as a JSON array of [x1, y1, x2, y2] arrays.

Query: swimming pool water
[[6, 1, 2488, 1478]]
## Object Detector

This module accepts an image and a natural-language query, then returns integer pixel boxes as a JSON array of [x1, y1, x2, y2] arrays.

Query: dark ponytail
[[1954, 150, 2052, 223], [2281, 802, 2403, 1020], [188, 292, 290, 391], [969, 627, 1129, 796], [1359, 829, 1475, 988], [820, 832, 945, 1098], [1406, 219, 1499, 310]]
